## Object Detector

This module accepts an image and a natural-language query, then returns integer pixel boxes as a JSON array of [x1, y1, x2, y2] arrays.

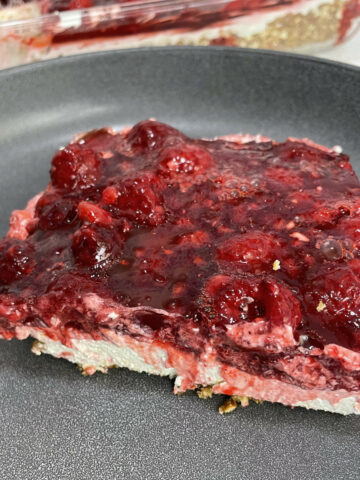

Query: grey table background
[[0, 48, 359, 479]]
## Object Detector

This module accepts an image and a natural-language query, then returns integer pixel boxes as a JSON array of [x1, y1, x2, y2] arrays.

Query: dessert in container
[[0, 0, 359, 69]]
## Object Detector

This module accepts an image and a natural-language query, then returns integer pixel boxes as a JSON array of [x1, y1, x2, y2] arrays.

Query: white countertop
[[316, 31, 360, 66]]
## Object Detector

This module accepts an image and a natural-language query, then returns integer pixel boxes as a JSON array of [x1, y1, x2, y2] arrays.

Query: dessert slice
[[1, 120, 360, 415]]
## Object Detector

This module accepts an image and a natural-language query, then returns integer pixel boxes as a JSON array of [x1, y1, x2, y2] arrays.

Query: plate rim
[[0, 46, 359, 80]]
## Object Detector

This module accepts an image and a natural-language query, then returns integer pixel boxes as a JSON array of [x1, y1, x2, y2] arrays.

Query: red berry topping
[[174, 230, 210, 245], [202, 274, 257, 325], [0, 241, 34, 285], [158, 144, 213, 178], [201, 274, 301, 329], [126, 120, 183, 153], [259, 279, 302, 329], [280, 143, 323, 161], [306, 260, 360, 321], [3, 119, 360, 391], [78, 201, 112, 226], [101, 174, 165, 226], [36, 193, 77, 230], [71, 225, 123, 268], [217, 232, 280, 273], [302, 260, 360, 348], [265, 166, 303, 190], [50, 144, 101, 192], [102, 185, 118, 205]]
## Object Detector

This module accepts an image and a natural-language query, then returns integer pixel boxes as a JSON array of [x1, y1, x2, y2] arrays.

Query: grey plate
[[0, 48, 360, 480]]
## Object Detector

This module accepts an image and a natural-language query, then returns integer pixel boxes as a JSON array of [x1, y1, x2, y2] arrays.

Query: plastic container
[[0, 0, 359, 69]]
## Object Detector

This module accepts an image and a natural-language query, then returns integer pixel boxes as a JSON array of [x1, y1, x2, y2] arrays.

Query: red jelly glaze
[[1, 120, 360, 390]]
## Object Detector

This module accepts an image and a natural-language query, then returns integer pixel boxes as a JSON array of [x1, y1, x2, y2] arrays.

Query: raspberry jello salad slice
[[1, 120, 360, 415]]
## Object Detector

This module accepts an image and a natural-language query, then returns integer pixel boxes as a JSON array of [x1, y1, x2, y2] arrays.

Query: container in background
[[0, 0, 359, 69]]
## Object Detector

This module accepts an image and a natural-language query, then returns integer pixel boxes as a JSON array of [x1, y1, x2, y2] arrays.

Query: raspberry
[[0, 241, 34, 285], [71, 226, 123, 268], [201, 274, 301, 329], [306, 204, 350, 228], [51, 144, 101, 192], [158, 144, 213, 179], [78, 201, 112, 225], [306, 260, 360, 323], [217, 232, 280, 272], [102, 186, 118, 205], [202, 275, 262, 326], [259, 279, 302, 329], [101, 174, 165, 226], [126, 120, 182, 153], [36, 194, 77, 230]]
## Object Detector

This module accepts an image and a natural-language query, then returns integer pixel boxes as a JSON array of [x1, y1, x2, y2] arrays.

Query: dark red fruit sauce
[[1, 120, 360, 390]]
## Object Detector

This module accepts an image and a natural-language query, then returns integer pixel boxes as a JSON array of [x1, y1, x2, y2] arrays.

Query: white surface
[[316, 30, 360, 66]]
